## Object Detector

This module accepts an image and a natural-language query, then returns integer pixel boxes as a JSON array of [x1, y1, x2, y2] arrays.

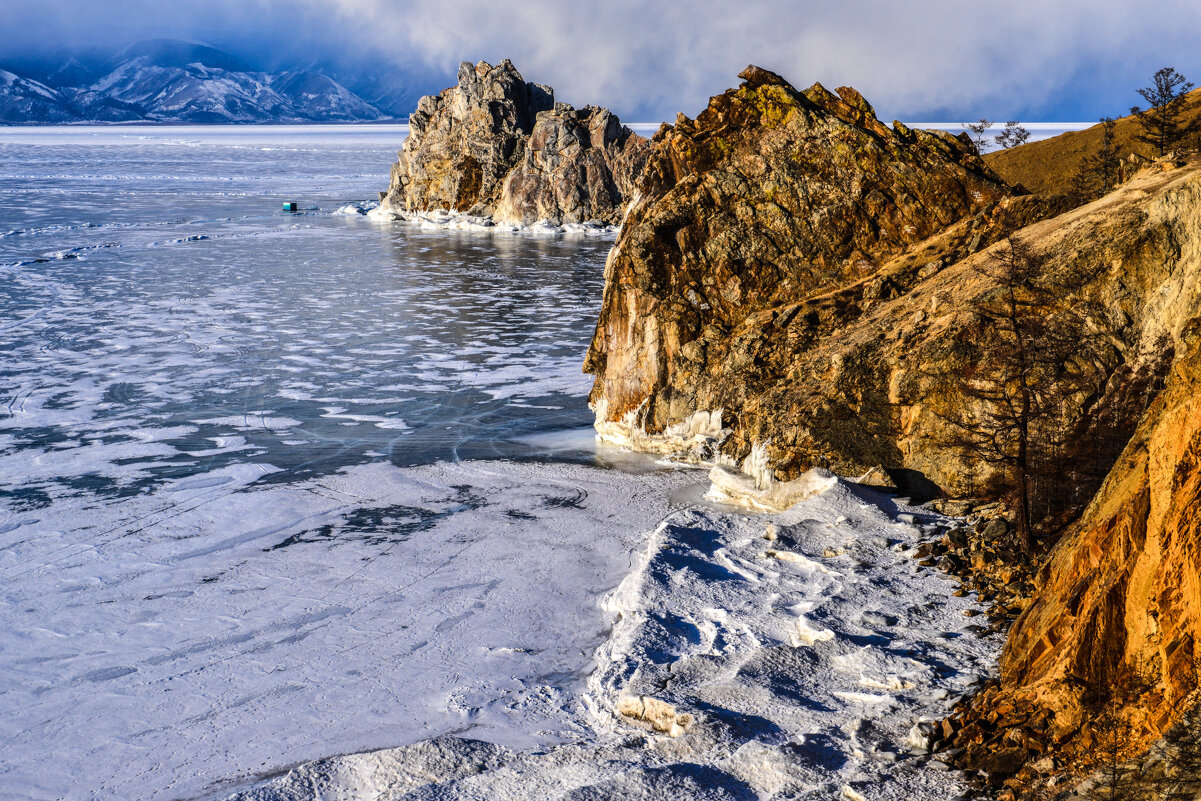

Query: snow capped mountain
[[94, 57, 292, 123], [0, 68, 76, 123], [0, 67, 148, 123], [270, 71, 386, 122], [1, 40, 396, 124]]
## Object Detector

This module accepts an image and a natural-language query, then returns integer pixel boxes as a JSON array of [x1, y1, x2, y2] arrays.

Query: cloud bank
[[3, 0, 1200, 121]]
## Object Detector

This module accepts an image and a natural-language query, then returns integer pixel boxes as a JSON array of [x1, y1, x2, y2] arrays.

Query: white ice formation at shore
[[591, 399, 733, 464], [590, 400, 838, 512], [227, 470, 998, 801], [367, 204, 620, 236]]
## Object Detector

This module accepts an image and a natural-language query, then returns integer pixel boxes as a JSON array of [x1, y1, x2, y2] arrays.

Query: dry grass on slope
[[983, 88, 1201, 195]]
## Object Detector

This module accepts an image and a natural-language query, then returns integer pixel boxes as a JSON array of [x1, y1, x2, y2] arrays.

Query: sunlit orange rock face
[[999, 334, 1201, 747]]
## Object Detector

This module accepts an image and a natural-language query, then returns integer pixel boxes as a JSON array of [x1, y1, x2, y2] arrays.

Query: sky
[[3, 0, 1200, 123]]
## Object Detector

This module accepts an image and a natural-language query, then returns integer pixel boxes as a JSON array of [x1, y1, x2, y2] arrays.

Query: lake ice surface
[[0, 126, 998, 801]]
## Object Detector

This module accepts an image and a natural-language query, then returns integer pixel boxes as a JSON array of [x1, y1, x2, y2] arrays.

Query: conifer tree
[[1085, 706, 1152, 801], [1130, 67, 1194, 156], [933, 237, 1110, 550], [994, 121, 1031, 150], [1154, 656, 1201, 801], [963, 118, 994, 154]]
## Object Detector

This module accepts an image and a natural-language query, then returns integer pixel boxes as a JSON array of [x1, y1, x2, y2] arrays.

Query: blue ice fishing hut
[[283, 201, 298, 211]]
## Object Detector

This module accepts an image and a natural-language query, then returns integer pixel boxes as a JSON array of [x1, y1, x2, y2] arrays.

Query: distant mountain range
[[0, 39, 428, 124]]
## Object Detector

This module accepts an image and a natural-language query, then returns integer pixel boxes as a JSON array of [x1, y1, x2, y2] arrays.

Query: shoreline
[[226, 463, 995, 801]]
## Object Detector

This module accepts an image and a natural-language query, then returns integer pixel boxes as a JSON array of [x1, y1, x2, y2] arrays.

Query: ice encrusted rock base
[[590, 402, 836, 512], [591, 398, 733, 463], [367, 204, 619, 236], [229, 475, 999, 801]]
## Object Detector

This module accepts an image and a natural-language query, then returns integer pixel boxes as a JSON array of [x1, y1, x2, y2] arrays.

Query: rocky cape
[[375, 60, 649, 227], [586, 65, 1044, 492], [583, 63, 1201, 780]]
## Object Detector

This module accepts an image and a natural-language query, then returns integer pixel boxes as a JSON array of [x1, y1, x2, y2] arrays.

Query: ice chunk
[[706, 464, 838, 511], [616, 695, 694, 737]]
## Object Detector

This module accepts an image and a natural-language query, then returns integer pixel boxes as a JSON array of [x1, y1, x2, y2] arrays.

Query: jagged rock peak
[[443, 58, 554, 136], [737, 64, 789, 89], [378, 59, 648, 225], [585, 66, 1018, 472]]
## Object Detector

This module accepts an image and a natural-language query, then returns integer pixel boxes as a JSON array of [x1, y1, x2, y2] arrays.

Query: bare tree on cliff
[[963, 119, 993, 154], [1084, 705, 1153, 801], [935, 237, 1105, 552], [1068, 117, 1122, 204], [1130, 67, 1195, 156], [994, 121, 1031, 150]]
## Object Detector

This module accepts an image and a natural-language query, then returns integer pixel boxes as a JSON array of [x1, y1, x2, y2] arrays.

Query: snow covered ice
[[1, 458, 695, 800], [0, 126, 998, 801], [226, 478, 998, 801]]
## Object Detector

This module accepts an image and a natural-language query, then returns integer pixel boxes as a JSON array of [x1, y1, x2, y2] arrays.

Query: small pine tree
[[1159, 702, 1201, 800], [1093, 117, 1121, 190], [1070, 117, 1122, 205], [1130, 67, 1194, 156], [1069, 161, 1101, 205], [963, 118, 994, 154], [1085, 705, 1153, 801], [995, 121, 1031, 150], [1155, 655, 1201, 801]]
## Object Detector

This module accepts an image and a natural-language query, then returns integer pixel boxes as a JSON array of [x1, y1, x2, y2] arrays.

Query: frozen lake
[[0, 125, 666, 799], [0, 126, 998, 801]]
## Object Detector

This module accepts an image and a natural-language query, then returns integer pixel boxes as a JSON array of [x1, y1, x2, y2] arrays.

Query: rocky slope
[[585, 65, 1037, 489], [583, 63, 1201, 784], [942, 334, 1201, 792], [955, 301, 1201, 781], [985, 89, 1201, 196], [376, 60, 648, 226]]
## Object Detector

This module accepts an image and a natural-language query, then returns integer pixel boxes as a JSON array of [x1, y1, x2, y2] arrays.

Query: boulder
[[854, 465, 899, 492], [616, 695, 693, 737]]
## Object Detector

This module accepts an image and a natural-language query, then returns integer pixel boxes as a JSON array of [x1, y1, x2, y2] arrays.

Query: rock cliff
[[585, 65, 1026, 484], [1016, 328, 1201, 736], [584, 67, 1201, 513], [945, 327, 1201, 785], [377, 59, 648, 226], [581, 63, 1201, 781]]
